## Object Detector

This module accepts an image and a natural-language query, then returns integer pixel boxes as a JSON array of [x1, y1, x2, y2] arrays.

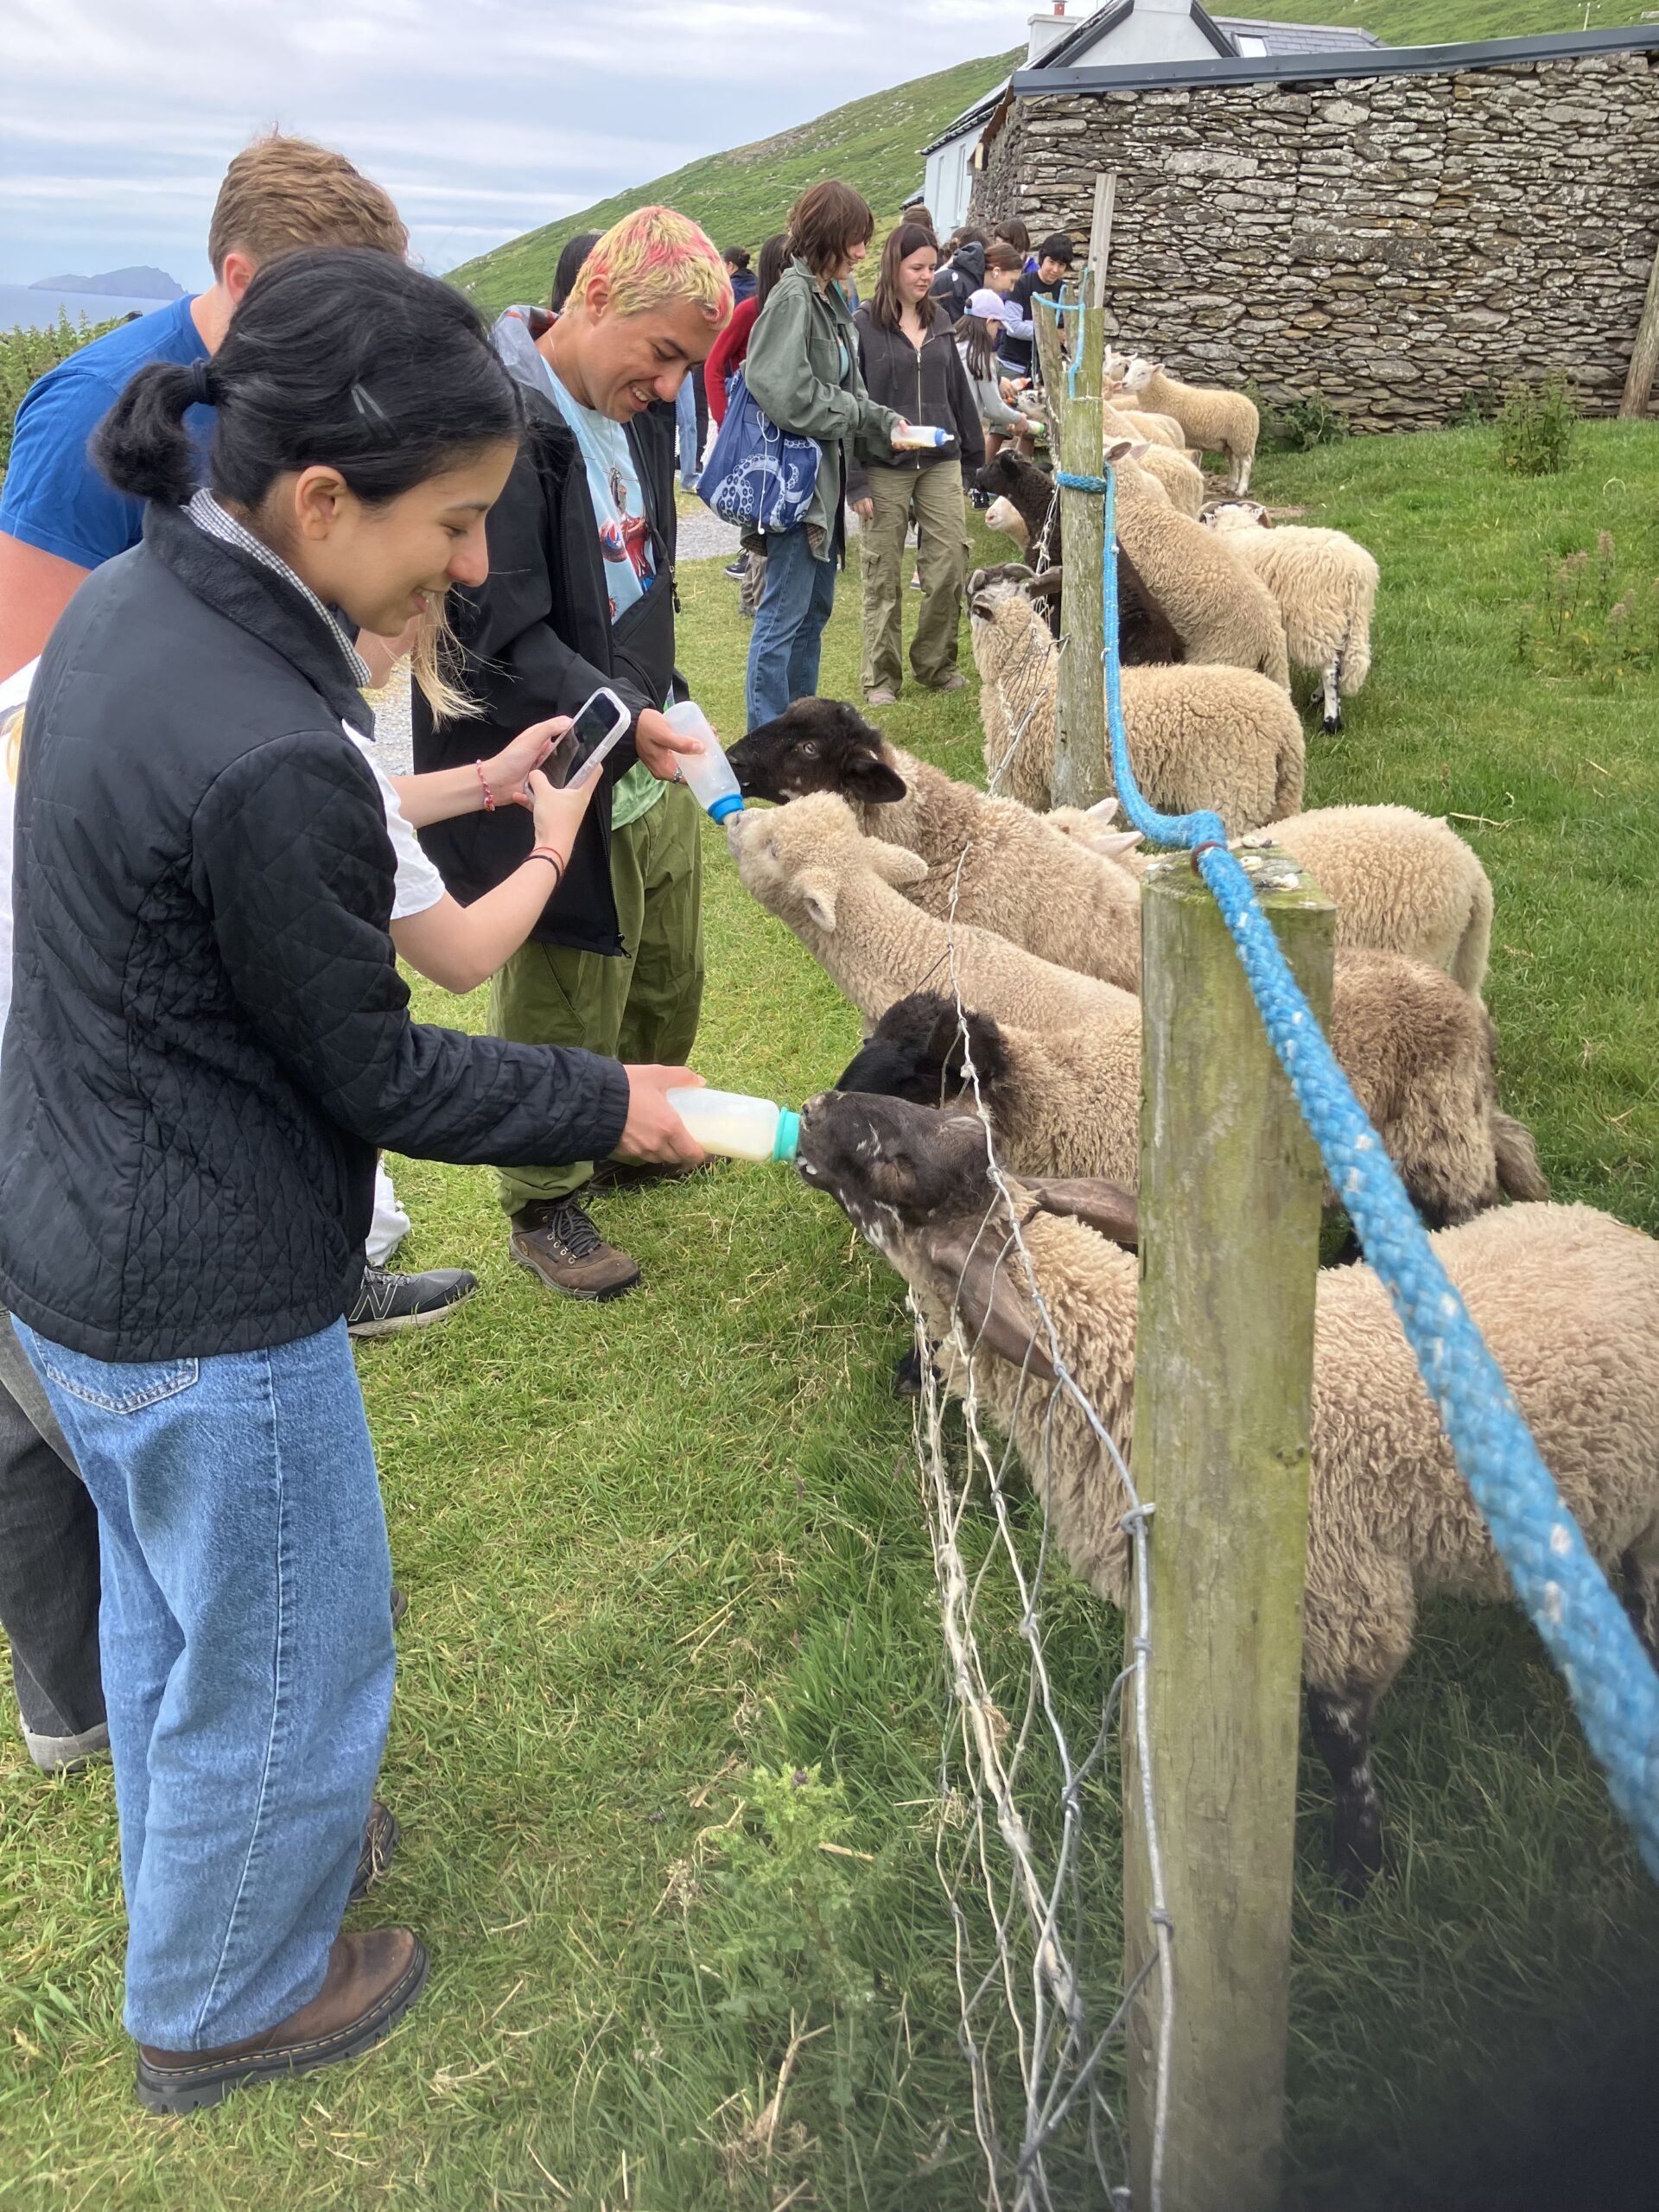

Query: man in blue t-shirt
[[0, 133, 408, 681]]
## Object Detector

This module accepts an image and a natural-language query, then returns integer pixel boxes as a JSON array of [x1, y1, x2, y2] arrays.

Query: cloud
[[0, 0, 1015, 284]]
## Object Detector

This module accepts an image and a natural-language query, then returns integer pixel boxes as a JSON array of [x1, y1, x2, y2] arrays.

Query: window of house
[[1236, 34, 1268, 53]]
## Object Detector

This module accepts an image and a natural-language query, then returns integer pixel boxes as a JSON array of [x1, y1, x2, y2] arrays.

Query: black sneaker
[[723, 558, 747, 578], [346, 1265, 476, 1339]]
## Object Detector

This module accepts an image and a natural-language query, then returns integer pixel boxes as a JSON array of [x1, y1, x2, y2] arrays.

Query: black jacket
[[0, 502, 629, 1362], [846, 309, 987, 502], [411, 335, 680, 957], [929, 244, 986, 327], [1001, 268, 1064, 378]]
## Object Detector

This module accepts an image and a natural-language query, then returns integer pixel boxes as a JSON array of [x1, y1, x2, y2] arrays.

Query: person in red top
[[705, 230, 789, 426], [706, 232, 791, 605]]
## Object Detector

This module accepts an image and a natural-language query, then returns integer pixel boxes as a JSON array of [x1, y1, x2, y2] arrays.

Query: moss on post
[[1123, 849, 1334, 2212]]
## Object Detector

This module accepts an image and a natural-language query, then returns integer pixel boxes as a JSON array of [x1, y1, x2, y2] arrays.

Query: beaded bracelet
[[475, 760, 496, 811]]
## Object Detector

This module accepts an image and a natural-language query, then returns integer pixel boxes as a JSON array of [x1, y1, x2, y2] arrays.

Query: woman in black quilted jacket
[[0, 251, 703, 2114]]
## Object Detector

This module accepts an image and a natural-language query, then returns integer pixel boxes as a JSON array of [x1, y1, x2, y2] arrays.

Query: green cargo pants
[[489, 781, 704, 1214], [858, 457, 968, 697]]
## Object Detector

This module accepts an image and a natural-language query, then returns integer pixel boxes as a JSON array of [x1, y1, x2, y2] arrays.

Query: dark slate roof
[[1215, 14, 1384, 52], [1011, 21, 1659, 94]]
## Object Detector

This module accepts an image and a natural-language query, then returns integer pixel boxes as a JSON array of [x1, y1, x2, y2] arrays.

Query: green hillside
[[1226, 0, 1649, 45], [449, 49, 1019, 314]]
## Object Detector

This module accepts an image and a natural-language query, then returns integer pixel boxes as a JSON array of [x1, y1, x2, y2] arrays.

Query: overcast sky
[[1, 0, 1018, 289]]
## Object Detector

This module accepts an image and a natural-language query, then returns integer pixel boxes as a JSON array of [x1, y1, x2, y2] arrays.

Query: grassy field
[[448, 50, 1018, 317], [1243, 0, 1653, 42], [3, 420, 1658, 2209]]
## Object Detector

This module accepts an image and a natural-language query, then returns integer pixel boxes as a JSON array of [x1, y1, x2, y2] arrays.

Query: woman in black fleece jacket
[[0, 252, 702, 2113], [849, 223, 985, 703]]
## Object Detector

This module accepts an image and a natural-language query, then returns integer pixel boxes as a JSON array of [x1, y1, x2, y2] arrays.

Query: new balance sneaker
[[509, 1199, 640, 1300], [346, 1265, 477, 1339]]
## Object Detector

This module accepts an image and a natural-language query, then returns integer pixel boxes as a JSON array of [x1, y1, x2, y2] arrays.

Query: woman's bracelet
[[476, 759, 496, 811], [529, 844, 566, 890]]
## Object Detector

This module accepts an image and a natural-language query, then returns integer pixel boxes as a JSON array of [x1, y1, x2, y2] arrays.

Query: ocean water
[[0, 283, 175, 334]]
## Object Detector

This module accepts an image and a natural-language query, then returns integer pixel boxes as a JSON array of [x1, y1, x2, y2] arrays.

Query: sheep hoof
[[893, 1346, 927, 1398], [1328, 1815, 1385, 1904], [1322, 712, 1343, 735]]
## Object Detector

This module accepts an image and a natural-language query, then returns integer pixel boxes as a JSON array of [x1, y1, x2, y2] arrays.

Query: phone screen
[[569, 690, 626, 768]]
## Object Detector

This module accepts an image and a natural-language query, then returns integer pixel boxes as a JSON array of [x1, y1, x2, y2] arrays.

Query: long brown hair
[[870, 222, 939, 333], [787, 179, 874, 278], [957, 312, 1002, 383]]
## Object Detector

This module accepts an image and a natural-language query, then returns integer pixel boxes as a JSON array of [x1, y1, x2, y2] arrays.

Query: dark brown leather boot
[[509, 1198, 640, 1300], [136, 1929, 428, 2113]]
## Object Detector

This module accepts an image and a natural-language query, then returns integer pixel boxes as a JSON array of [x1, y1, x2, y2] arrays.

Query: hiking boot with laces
[[509, 1198, 641, 1300]]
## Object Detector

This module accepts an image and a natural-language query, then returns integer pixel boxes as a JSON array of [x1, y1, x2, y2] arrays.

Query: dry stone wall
[[975, 50, 1659, 428]]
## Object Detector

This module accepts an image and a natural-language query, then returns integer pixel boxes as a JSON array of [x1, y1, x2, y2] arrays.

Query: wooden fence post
[[1619, 231, 1659, 418], [1122, 851, 1334, 2212], [1039, 285, 1108, 810]]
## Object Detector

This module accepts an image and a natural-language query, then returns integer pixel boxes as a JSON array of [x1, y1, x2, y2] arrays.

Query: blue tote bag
[[696, 371, 819, 535]]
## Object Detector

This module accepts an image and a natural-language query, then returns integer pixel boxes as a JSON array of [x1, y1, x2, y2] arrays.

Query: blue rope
[[1060, 458, 1659, 1879]]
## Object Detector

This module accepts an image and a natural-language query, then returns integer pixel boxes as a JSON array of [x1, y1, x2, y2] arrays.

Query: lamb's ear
[[866, 839, 930, 890], [1020, 1178, 1140, 1249], [1103, 435, 1151, 467], [795, 868, 840, 931], [1085, 796, 1121, 822], [845, 751, 908, 804], [916, 1223, 1058, 1382], [1024, 567, 1065, 602]]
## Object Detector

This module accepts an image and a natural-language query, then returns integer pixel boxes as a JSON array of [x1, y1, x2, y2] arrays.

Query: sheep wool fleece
[[490, 782, 703, 1213]]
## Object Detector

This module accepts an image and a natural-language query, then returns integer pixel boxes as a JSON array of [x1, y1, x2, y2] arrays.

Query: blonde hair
[[405, 598, 472, 727], [207, 134, 408, 275], [2, 704, 22, 791], [569, 205, 732, 328]]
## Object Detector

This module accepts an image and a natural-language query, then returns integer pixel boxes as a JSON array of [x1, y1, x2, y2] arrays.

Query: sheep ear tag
[[919, 1224, 1058, 1382]]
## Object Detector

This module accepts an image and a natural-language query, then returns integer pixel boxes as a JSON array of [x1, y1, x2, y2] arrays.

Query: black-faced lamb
[[726, 698, 1142, 993], [1203, 499, 1379, 733], [1106, 351, 1260, 494], [836, 950, 1549, 1229], [969, 579, 1303, 828], [975, 454, 1188, 658], [796, 1089, 1658, 1892]]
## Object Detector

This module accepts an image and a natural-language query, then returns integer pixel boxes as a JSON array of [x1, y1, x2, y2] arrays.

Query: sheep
[[1116, 407, 1185, 449], [795, 1089, 1657, 1892], [726, 792, 1133, 1036], [1107, 437, 1291, 687], [836, 943, 1549, 1228], [969, 582, 1304, 830], [1054, 801, 1495, 999], [1103, 405, 1206, 515], [971, 465, 1185, 663], [1203, 500, 1379, 733], [1106, 350, 1260, 494], [725, 697, 1143, 993]]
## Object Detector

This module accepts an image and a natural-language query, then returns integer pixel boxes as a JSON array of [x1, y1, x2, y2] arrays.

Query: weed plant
[[1497, 373, 1577, 477], [1522, 530, 1659, 684]]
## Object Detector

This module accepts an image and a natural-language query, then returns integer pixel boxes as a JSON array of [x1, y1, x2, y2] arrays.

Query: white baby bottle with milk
[[664, 700, 745, 823], [890, 423, 949, 451], [667, 1088, 800, 1164]]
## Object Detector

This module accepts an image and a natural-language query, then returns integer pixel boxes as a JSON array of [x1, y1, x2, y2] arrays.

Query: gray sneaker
[[509, 1199, 641, 1300], [346, 1265, 477, 1339]]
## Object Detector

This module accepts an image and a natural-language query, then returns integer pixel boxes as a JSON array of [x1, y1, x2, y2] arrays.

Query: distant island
[[29, 266, 183, 302]]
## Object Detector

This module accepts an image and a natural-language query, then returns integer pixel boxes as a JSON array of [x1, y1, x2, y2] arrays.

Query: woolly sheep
[[1054, 800, 1495, 998], [1204, 499, 1379, 733], [836, 944, 1549, 1228], [796, 1090, 1659, 1893], [726, 698, 1142, 994], [1107, 437, 1291, 687], [970, 467, 1185, 663], [1107, 350, 1260, 494], [726, 792, 1133, 1034], [969, 582, 1304, 830], [1102, 405, 1206, 515]]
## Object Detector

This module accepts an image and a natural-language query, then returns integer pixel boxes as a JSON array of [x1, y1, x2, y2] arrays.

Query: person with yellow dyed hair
[[412, 206, 733, 1302]]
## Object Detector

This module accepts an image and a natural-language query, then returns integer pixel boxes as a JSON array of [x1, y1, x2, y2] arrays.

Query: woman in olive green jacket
[[742, 181, 903, 729]]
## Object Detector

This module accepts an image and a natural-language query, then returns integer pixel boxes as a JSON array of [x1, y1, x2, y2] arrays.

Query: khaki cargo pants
[[857, 458, 968, 697], [489, 781, 704, 1214]]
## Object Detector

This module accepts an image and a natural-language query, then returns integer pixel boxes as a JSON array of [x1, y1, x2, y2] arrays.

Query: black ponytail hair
[[550, 229, 602, 315], [93, 247, 522, 512]]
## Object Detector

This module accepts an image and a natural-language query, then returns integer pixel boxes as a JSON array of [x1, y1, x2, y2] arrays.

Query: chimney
[[1027, 0, 1076, 66]]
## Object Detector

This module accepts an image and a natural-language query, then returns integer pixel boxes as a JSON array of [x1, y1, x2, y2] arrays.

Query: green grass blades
[[3, 421, 1658, 2206]]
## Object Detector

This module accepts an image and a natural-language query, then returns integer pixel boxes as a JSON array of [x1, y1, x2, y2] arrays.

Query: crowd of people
[[0, 135, 1080, 2113]]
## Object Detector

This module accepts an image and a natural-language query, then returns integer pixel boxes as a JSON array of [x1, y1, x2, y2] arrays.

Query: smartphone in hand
[[550, 686, 631, 786]]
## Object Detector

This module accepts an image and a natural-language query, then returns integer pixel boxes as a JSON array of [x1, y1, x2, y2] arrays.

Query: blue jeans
[[15, 1318, 394, 2050], [676, 374, 700, 486], [745, 524, 839, 730]]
